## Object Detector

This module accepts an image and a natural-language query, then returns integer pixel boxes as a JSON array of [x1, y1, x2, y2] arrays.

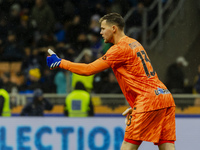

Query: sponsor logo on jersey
[[154, 88, 170, 95]]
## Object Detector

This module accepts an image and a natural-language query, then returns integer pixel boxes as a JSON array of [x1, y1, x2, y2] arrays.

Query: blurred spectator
[[54, 23, 67, 43], [77, 0, 92, 28], [193, 64, 200, 94], [20, 88, 53, 116], [63, 0, 76, 20], [0, 72, 19, 93], [64, 81, 94, 117], [89, 14, 100, 33], [18, 0, 34, 12], [0, 82, 11, 117], [162, 0, 168, 5], [67, 15, 83, 44], [1, 31, 24, 61], [126, 0, 145, 28], [37, 32, 56, 48], [0, 15, 9, 47], [30, 0, 55, 35], [20, 68, 43, 93], [93, 69, 121, 93], [105, 70, 122, 93], [47, 0, 65, 22], [16, 10, 34, 47], [54, 69, 67, 94], [20, 47, 42, 78], [21, 49, 56, 93], [8, 3, 21, 30], [41, 67, 56, 93], [125, 1, 144, 42], [72, 73, 94, 92], [93, 69, 109, 94], [165, 56, 188, 93], [88, 31, 102, 59], [72, 32, 90, 57], [36, 33, 57, 65], [56, 43, 75, 61], [110, 0, 123, 15], [79, 48, 95, 63], [107, 0, 131, 16], [10, 86, 18, 109], [92, 2, 106, 17], [125, 0, 156, 42], [0, 0, 15, 14]]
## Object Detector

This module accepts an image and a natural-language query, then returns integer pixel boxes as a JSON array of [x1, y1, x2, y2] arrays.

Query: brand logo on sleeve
[[129, 42, 142, 49], [102, 55, 107, 60]]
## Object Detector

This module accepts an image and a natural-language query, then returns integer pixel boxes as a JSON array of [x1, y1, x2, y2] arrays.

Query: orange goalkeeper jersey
[[60, 36, 175, 112]]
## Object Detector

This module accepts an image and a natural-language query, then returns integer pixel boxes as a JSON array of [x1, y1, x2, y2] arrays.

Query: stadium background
[[0, 0, 200, 150]]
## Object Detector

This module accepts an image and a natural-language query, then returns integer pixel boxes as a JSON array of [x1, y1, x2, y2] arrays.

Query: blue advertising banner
[[0, 117, 200, 150]]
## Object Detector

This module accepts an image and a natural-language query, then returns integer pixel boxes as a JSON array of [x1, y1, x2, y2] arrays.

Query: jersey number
[[137, 50, 155, 78], [127, 115, 132, 126]]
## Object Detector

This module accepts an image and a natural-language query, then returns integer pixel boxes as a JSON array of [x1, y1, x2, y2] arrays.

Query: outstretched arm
[[47, 49, 110, 76], [60, 59, 110, 76]]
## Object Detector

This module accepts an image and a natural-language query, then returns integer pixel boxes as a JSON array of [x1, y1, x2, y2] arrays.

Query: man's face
[[100, 20, 114, 43]]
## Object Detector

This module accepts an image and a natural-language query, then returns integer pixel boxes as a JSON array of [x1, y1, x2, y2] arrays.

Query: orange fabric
[[101, 36, 175, 112], [60, 59, 110, 76], [124, 107, 176, 143], [124, 139, 142, 145], [60, 36, 175, 112], [154, 140, 175, 146]]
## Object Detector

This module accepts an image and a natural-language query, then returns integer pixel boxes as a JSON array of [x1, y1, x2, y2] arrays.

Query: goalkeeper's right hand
[[46, 49, 61, 70]]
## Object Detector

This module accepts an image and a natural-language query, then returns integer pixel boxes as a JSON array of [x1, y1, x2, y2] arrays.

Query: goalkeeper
[[47, 13, 176, 150]]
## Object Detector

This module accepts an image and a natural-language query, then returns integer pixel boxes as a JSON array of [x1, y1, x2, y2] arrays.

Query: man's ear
[[112, 25, 117, 33]]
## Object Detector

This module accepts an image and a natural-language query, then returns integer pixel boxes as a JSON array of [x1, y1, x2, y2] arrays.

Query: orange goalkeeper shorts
[[124, 106, 176, 144]]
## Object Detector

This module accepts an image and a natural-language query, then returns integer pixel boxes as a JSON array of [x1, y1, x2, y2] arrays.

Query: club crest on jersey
[[102, 55, 107, 60]]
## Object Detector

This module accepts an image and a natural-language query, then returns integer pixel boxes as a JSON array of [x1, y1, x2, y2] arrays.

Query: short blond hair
[[99, 13, 125, 30]]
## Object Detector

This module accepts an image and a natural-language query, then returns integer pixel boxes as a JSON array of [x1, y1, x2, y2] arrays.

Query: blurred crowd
[[1, 0, 196, 96], [0, 0, 148, 94], [1, 0, 199, 117]]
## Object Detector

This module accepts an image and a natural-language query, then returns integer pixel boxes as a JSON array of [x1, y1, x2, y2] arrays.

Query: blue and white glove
[[47, 49, 61, 70]]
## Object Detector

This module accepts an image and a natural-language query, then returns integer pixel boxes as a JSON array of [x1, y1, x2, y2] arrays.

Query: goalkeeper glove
[[122, 107, 132, 116], [122, 107, 132, 125], [46, 50, 61, 70]]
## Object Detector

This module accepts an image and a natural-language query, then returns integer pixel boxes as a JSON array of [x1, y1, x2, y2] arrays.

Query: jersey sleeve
[[101, 45, 126, 68], [60, 58, 110, 76]]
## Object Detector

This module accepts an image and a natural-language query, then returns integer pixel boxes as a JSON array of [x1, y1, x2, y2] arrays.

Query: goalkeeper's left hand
[[122, 107, 132, 125], [46, 49, 61, 70]]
